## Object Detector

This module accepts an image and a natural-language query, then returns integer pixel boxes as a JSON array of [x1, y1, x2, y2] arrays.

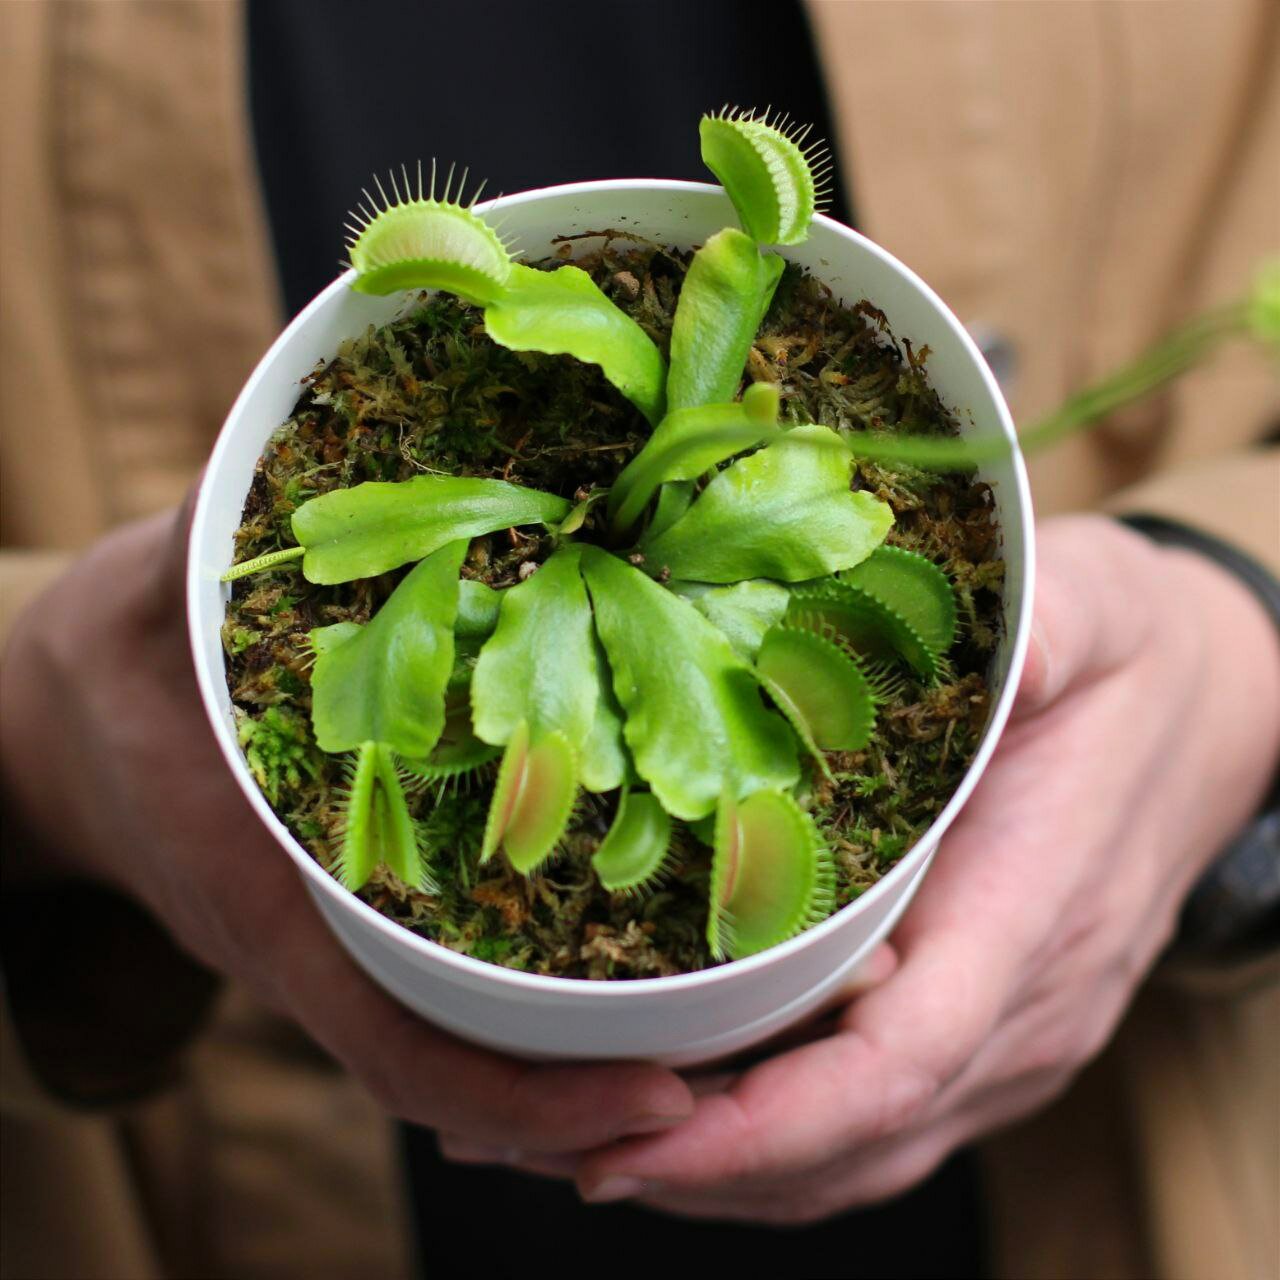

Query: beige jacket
[[2, 2, 1277, 1277]]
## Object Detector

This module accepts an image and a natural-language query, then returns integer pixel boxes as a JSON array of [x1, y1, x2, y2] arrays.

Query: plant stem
[[221, 545, 305, 582], [844, 300, 1251, 471]]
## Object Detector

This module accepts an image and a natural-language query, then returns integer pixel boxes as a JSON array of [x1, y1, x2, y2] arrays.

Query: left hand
[[440, 515, 1280, 1221]]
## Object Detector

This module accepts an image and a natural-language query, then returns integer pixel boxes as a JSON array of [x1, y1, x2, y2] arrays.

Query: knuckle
[[861, 1058, 936, 1143]]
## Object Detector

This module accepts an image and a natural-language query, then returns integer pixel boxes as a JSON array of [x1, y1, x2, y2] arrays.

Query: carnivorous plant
[[225, 110, 1278, 962]]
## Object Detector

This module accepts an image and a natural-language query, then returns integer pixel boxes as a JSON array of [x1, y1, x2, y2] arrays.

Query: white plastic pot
[[188, 180, 1034, 1068]]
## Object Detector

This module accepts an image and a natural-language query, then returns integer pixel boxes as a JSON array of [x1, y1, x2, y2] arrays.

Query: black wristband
[[1118, 513, 1280, 962]]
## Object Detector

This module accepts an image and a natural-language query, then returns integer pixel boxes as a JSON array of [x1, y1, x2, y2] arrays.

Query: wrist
[[1119, 516, 1280, 958], [1165, 540, 1280, 858], [1085, 513, 1280, 968]]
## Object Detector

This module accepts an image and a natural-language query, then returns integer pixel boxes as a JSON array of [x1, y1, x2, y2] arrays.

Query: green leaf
[[700, 109, 827, 246], [471, 547, 604, 754], [579, 648, 628, 794], [291, 475, 570, 584], [668, 580, 791, 661], [787, 579, 938, 680], [708, 789, 835, 960], [667, 228, 784, 413], [485, 263, 666, 424], [309, 541, 465, 757], [456, 580, 502, 639], [647, 482, 695, 540], [839, 547, 956, 655], [607, 382, 780, 536], [308, 620, 362, 657], [401, 688, 501, 782], [470, 546, 625, 794], [556, 487, 608, 536], [592, 791, 673, 893], [471, 547, 595, 746], [581, 547, 798, 820], [756, 626, 876, 753], [643, 424, 893, 583]]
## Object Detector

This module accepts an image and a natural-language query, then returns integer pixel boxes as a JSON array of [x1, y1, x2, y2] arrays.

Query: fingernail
[[1017, 615, 1053, 713], [581, 1174, 646, 1203], [623, 1111, 689, 1137], [439, 1138, 523, 1166]]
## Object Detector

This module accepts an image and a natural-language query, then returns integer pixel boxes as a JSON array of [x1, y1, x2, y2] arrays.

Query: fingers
[[252, 879, 694, 1152], [1014, 516, 1159, 717], [571, 774, 1061, 1201], [572, 908, 1019, 1200]]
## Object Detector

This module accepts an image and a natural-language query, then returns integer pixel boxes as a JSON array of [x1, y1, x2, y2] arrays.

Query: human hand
[[446, 514, 1280, 1219], [0, 501, 695, 1149]]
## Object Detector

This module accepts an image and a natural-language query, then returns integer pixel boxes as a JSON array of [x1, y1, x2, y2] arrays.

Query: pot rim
[[187, 177, 1035, 999]]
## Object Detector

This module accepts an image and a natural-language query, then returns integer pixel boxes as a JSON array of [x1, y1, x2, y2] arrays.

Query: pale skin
[[3, 507, 1278, 1221]]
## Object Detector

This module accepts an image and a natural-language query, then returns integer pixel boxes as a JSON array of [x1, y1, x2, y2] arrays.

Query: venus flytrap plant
[[221, 110, 1021, 961]]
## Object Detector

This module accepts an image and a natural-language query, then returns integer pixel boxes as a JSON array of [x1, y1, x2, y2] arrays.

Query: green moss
[[225, 235, 1003, 979]]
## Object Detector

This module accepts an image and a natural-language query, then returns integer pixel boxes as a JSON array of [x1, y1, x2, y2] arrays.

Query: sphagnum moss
[[224, 236, 1002, 979]]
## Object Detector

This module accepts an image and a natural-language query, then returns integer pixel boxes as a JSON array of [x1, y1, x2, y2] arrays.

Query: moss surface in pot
[[222, 111, 1006, 979]]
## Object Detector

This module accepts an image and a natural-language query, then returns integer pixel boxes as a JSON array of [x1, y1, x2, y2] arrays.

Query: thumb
[[1013, 516, 1155, 718]]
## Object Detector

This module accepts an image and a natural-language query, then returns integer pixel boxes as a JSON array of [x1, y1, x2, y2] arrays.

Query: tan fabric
[[2, 2, 1277, 1278], [1, 4, 408, 1279]]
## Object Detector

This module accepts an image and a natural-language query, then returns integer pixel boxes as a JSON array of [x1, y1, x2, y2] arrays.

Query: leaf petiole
[[221, 545, 305, 582]]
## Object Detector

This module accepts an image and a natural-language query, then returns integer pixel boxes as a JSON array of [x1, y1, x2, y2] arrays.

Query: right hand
[[0, 500, 695, 1149]]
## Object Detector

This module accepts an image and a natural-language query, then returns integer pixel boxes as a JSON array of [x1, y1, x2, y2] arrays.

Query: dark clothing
[[248, 3, 982, 1275]]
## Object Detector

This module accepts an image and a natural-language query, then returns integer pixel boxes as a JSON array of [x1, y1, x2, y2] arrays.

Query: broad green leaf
[[643, 424, 894, 583], [667, 228, 784, 413], [607, 383, 780, 536], [700, 109, 824, 246], [787, 580, 938, 680], [471, 547, 596, 745], [308, 620, 362, 657], [592, 791, 672, 892], [579, 645, 628, 794], [647, 481, 695, 541], [669, 580, 790, 661], [401, 688, 501, 781], [309, 541, 465, 757], [485, 263, 666, 424], [839, 547, 956, 655], [708, 789, 834, 960], [581, 547, 798, 820], [456, 580, 502, 639], [292, 476, 569, 585], [756, 626, 876, 753]]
